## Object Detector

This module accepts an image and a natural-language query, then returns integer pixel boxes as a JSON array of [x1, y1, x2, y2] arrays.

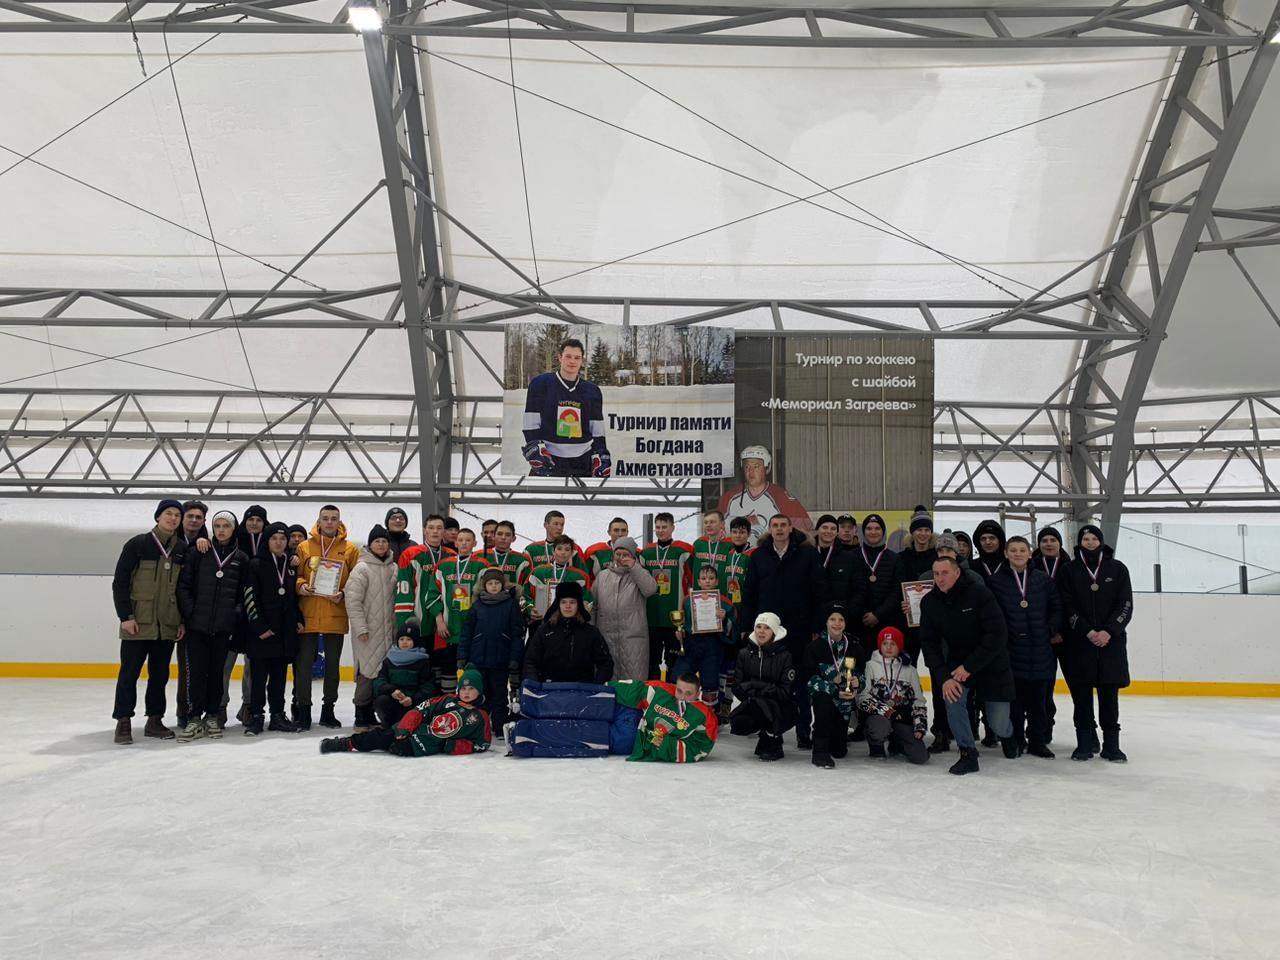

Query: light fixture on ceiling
[[348, 0, 383, 32]]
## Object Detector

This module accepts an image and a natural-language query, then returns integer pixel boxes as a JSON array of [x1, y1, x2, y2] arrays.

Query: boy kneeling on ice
[[320, 665, 491, 756], [858, 626, 929, 765]]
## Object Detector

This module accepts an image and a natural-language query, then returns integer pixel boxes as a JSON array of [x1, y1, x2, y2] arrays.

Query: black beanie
[[1077, 524, 1105, 548], [814, 514, 838, 528], [264, 521, 289, 541], [862, 513, 886, 534], [385, 507, 409, 526], [397, 619, 424, 647], [1037, 526, 1064, 547], [368, 524, 391, 546], [286, 524, 307, 539], [243, 504, 268, 524], [154, 498, 183, 520]]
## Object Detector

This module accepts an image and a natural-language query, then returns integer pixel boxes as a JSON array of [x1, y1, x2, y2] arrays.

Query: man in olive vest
[[111, 498, 188, 744]]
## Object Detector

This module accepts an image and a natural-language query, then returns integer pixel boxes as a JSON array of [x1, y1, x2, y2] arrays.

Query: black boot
[[868, 743, 887, 759], [848, 722, 866, 743], [927, 736, 951, 754], [759, 734, 784, 761], [1089, 729, 1101, 754], [1000, 737, 1020, 759], [319, 736, 351, 754], [1071, 728, 1092, 761], [294, 705, 312, 731], [243, 714, 264, 737], [980, 725, 998, 749], [268, 713, 299, 733], [1027, 742, 1055, 759], [811, 752, 835, 769], [352, 705, 373, 733], [318, 704, 341, 729], [949, 748, 980, 775], [796, 730, 812, 751], [1099, 730, 1127, 763]]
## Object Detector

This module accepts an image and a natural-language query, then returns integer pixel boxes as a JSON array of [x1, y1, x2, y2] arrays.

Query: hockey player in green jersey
[[611, 674, 718, 763], [640, 512, 694, 680]]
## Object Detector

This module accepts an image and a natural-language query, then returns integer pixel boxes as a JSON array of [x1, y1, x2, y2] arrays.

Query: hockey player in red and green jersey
[[640, 512, 694, 679], [320, 666, 492, 756], [517, 510, 587, 582], [477, 520, 528, 587], [583, 517, 630, 578], [522, 535, 593, 622], [611, 674, 718, 763], [413, 529, 491, 692], [688, 509, 735, 595]]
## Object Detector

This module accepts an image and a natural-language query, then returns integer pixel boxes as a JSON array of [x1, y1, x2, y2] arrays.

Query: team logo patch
[[556, 403, 583, 439], [429, 711, 462, 738]]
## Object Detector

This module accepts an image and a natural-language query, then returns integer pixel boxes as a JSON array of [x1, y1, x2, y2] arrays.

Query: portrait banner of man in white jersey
[[501, 322, 736, 480]]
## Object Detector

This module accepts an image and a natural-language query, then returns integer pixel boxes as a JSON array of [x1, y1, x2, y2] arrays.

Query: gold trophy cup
[[843, 656, 857, 694], [670, 610, 686, 656]]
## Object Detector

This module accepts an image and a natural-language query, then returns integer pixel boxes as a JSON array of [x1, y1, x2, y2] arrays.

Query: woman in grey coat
[[591, 537, 657, 681]]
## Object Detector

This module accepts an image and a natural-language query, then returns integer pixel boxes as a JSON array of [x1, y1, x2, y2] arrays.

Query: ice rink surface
[[3, 680, 1279, 960]]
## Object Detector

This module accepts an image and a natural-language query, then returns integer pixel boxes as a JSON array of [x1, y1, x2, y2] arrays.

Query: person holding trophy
[[671, 563, 736, 704], [292, 505, 361, 731], [802, 603, 866, 769]]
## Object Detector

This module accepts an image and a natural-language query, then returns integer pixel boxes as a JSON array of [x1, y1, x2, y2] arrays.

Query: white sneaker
[[176, 719, 206, 743], [205, 717, 224, 740]]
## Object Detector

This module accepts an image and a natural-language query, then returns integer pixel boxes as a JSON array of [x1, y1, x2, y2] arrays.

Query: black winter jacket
[[987, 566, 1062, 681], [1060, 547, 1133, 688], [242, 554, 300, 660], [372, 650, 435, 704], [813, 543, 858, 629], [733, 639, 795, 701], [919, 575, 1016, 702], [849, 544, 904, 633], [177, 540, 249, 636], [524, 615, 614, 683], [459, 588, 525, 669], [740, 531, 822, 650]]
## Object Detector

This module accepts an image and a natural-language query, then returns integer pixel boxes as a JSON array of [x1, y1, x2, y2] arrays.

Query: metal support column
[[360, 0, 452, 517]]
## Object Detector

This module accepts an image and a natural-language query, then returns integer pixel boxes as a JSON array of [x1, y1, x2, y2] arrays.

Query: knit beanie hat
[[862, 513, 886, 535], [154, 498, 183, 520], [243, 504, 268, 524], [1077, 524, 1105, 548], [367, 524, 391, 547], [478, 567, 506, 590], [397, 619, 423, 647], [286, 524, 308, 539], [877, 626, 905, 654], [210, 509, 238, 530], [385, 507, 409, 526], [818, 601, 849, 628], [814, 514, 838, 529], [935, 531, 960, 554], [1037, 526, 1064, 547], [909, 505, 933, 532], [264, 521, 289, 542], [458, 663, 484, 695], [611, 536, 639, 558]]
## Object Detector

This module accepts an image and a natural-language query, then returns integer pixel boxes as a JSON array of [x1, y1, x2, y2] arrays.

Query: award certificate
[[311, 558, 345, 598], [901, 580, 933, 629], [690, 591, 722, 634]]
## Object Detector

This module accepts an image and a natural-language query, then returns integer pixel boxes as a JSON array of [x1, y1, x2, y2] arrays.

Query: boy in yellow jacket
[[293, 505, 361, 730]]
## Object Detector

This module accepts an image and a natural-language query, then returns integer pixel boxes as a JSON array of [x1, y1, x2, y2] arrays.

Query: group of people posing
[[110, 499, 1133, 774]]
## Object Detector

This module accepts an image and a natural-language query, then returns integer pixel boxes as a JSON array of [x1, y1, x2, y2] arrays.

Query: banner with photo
[[704, 334, 934, 540], [501, 323, 735, 480]]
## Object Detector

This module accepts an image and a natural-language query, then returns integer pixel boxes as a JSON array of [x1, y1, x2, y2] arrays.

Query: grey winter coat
[[345, 546, 399, 678], [592, 561, 658, 681]]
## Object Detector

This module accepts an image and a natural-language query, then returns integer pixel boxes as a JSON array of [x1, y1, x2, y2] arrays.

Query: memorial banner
[[705, 334, 933, 538], [502, 323, 735, 480]]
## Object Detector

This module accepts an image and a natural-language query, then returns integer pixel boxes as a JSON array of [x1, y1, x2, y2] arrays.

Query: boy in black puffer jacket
[[460, 568, 525, 736], [988, 536, 1062, 758], [523, 581, 613, 684], [371, 620, 434, 729]]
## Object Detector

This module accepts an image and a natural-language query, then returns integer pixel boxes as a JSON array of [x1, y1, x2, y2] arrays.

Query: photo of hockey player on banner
[[502, 323, 736, 481]]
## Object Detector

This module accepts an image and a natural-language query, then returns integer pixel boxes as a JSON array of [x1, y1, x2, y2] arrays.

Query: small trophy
[[843, 656, 857, 694], [670, 609, 686, 656]]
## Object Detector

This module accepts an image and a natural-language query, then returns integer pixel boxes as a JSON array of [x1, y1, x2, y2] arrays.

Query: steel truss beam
[[1088, 0, 1280, 540], [0, 0, 1263, 48]]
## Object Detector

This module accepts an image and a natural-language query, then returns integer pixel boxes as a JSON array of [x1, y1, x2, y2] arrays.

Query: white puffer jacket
[[345, 546, 398, 677]]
